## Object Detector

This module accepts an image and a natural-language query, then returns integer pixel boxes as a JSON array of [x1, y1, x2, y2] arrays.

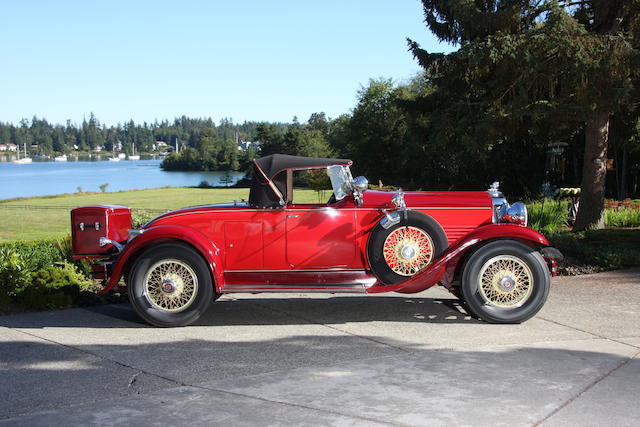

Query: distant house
[[0, 144, 7, 151], [154, 141, 168, 150], [237, 140, 260, 151], [6, 143, 17, 152]]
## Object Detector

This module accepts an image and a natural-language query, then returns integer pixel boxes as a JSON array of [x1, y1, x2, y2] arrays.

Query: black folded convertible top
[[249, 154, 353, 208], [254, 154, 352, 179]]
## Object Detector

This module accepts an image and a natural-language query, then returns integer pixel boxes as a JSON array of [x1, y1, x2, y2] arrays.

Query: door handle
[[287, 214, 299, 218]]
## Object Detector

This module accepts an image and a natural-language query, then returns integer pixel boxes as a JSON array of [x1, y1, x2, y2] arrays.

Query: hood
[[360, 190, 492, 209]]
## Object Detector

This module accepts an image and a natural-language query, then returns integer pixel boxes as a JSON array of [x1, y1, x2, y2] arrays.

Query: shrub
[[0, 248, 29, 303], [0, 238, 68, 272], [548, 229, 640, 272], [132, 209, 157, 227], [0, 237, 93, 308], [19, 262, 91, 309], [605, 208, 640, 227], [527, 199, 569, 233]]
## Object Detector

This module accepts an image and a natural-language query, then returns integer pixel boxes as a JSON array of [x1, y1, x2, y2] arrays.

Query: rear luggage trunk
[[71, 205, 131, 258]]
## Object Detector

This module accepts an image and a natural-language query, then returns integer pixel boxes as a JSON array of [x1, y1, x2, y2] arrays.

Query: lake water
[[0, 158, 245, 200]]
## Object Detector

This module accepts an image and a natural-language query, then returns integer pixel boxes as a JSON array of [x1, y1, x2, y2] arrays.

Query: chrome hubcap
[[161, 280, 177, 294], [478, 255, 533, 308], [383, 226, 434, 276], [143, 259, 199, 312], [401, 245, 416, 260], [499, 276, 516, 291]]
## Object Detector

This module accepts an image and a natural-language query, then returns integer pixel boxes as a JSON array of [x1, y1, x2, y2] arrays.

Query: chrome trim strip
[[222, 283, 367, 293], [154, 206, 492, 221], [225, 268, 367, 273]]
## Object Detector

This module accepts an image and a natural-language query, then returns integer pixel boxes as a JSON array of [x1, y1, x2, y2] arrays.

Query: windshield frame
[[327, 165, 354, 201]]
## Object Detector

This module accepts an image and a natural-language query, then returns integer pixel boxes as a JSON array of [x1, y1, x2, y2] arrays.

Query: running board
[[221, 283, 367, 293]]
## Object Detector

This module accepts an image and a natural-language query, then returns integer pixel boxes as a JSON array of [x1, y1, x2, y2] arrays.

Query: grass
[[0, 187, 322, 242]]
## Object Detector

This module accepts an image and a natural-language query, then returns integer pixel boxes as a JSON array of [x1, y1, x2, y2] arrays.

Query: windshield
[[327, 165, 354, 201]]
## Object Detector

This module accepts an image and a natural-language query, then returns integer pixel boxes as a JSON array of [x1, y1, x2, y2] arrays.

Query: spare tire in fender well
[[366, 210, 448, 285]]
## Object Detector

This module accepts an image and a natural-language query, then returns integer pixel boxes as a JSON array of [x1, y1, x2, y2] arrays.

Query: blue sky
[[0, 0, 454, 126]]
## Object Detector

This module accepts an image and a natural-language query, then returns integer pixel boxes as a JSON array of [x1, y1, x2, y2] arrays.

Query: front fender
[[366, 224, 549, 294], [100, 224, 224, 294]]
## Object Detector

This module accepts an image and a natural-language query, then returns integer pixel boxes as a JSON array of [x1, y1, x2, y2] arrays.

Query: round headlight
[[500, 202, 528, 226], [353, 176, 368, 192]]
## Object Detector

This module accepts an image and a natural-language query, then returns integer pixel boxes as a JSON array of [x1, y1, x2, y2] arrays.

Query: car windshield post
[[327, 165, 354, 201]]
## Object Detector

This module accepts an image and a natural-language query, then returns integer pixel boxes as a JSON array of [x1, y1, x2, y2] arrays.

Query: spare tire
[[367, 210, 448, 285]]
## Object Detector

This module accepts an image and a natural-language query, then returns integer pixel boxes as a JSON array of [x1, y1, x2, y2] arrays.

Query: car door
[[285, 205, 357, 268]]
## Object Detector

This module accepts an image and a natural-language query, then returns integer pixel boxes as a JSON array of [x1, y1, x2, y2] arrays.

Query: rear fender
[[366, 224, 548, 294], [100, 224, 224, 294]]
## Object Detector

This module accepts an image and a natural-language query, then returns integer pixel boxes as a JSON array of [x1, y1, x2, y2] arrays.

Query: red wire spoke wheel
[[367, 211, 448, 285], [382, 226, 434, 276]]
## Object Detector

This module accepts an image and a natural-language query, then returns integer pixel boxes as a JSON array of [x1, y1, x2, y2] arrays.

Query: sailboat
[[128, 144, 140, 160], [108, 148, 120, 162], [54, 153, 68, 162], [12, 143, 32, 164]]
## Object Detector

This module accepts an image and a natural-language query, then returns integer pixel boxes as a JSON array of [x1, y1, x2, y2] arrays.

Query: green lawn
[[0, 187, 324, 241]]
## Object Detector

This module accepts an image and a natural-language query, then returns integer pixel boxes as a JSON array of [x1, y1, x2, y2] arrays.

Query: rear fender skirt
[[99, 224, 224, 294], [365, 224, 549, 294]]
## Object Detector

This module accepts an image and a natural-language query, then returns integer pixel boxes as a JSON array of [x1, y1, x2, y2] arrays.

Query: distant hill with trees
[[0, 114, 285, 159]]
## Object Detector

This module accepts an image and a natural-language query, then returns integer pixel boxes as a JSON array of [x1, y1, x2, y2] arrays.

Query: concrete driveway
[[1, 269, 638, 426]]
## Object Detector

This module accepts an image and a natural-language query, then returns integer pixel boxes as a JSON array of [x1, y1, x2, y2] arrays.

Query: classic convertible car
[[71, 154, 561, 327]]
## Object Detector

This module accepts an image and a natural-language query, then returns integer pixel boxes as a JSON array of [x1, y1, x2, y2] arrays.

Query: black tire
[[128, 242, 214, 327], [367, 210, 448, 285], [460, 240, 550, 324]]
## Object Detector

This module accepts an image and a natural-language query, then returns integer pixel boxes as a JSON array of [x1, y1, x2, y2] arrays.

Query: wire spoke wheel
[[477, 255, 533, 308], [143, 259, 199, 313], [382, 226, 434, 276]]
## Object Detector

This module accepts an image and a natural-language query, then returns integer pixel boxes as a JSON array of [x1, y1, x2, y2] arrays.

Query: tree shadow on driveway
[[0, 295, 478, 329]]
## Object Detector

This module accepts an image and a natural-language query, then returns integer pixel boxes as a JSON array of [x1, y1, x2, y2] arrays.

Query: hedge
[[0, 236, 92, 310]]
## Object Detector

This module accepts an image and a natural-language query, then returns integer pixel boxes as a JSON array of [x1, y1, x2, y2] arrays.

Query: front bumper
[[541, 247, 564, 277]]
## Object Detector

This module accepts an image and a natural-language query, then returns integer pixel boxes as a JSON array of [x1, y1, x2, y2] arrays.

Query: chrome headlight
[[498, 202, 528, 226], [353, 176, 368, 192]]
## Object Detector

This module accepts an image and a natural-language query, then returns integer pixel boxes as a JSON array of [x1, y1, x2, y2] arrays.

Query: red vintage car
[[71, 154, 561, 327]]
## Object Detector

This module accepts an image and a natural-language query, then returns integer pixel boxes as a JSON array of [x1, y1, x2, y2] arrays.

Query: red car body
[[71, 154, 559, 326]]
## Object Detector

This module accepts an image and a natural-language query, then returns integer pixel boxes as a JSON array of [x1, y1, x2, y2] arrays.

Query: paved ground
[[0, 268, 638, 426]]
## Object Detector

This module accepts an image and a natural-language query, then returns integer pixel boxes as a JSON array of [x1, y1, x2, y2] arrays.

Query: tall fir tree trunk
[[573, 111, 609, 231]]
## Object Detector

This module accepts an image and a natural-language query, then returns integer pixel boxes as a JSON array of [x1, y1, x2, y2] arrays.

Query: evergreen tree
[[256, 123, 286, 155], [52, 126, 67, 153], [409, 0, 640, 230], [307, 112, 329, 135]]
